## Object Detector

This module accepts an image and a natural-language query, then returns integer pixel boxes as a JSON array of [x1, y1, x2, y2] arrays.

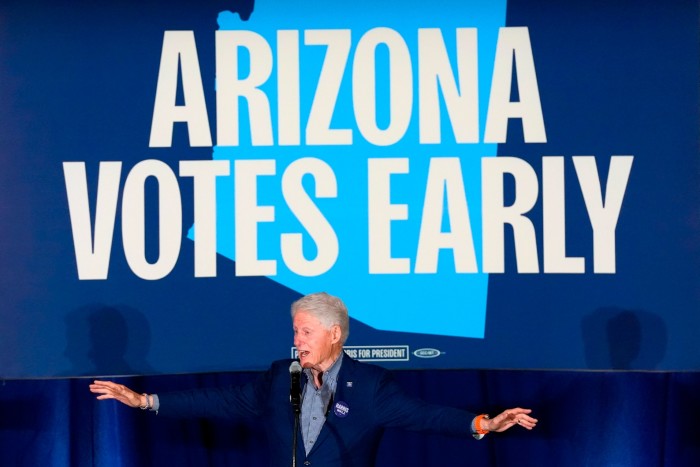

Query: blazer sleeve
[[371, 369, 475, 437], [156, 367, 273, 420]]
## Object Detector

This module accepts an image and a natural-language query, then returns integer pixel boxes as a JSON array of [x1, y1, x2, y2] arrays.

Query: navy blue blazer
[[158, 356, 475, 466]]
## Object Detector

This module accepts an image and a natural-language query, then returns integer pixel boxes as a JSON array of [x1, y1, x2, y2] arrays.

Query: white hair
[[291, 292, 350, 344]]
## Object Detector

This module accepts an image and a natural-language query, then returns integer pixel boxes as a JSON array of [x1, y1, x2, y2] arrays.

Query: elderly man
[[90, 292, 537, 466]]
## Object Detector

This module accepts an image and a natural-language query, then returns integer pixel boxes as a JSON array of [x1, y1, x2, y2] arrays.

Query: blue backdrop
[[2, 1, 698, 465], [1, 370, 699, 466]]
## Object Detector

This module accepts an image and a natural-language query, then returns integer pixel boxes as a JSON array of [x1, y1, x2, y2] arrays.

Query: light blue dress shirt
[[300, 352, 343, 454]]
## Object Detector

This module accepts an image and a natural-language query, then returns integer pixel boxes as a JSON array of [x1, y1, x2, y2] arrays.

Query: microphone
[[289, 361, 302, 415]]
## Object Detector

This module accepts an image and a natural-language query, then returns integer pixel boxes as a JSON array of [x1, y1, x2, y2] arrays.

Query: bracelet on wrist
[[474, 414, 490, 435], [139, 393, 149, 410]]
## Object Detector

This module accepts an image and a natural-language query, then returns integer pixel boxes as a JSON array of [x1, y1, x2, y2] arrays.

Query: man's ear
[[331, 325, 342, 344]]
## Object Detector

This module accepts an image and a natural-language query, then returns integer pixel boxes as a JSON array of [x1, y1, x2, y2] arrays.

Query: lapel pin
[[333, 401, 350, 418]]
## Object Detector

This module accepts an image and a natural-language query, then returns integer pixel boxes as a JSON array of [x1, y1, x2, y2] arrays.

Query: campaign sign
[[0, 0, 698, 378]]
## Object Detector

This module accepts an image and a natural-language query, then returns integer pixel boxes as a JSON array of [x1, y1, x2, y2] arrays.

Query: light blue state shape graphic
[[189, 0, 506, 338]]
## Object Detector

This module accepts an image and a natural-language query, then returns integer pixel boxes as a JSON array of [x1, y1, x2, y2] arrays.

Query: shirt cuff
[[150, 394, 160, 413]]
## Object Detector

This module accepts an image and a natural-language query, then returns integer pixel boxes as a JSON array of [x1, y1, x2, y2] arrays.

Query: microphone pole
[[289, 361, 302, 467]]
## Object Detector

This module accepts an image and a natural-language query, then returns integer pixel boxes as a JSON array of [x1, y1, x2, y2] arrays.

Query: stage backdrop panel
[[1, 0, 698, 378]]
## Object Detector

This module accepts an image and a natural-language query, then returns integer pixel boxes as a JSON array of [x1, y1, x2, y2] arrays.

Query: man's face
[[293, 310, 341, 372]]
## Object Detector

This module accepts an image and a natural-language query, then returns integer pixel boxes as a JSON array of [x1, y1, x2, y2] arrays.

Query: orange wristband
[[474, 414, 490, 434]]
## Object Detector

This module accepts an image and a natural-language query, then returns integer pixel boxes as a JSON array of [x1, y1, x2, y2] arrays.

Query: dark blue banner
[[1, 0, 698, 378]]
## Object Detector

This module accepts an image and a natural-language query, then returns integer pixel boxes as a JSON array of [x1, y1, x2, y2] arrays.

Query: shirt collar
[[304, 350, 344, 387]]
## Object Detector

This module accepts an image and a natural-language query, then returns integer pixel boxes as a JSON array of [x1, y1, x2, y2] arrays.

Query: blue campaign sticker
[[333, 401, 350, 418]]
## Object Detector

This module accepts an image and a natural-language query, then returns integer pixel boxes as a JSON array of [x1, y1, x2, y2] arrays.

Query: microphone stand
[[292, 407, 300, 467], [290, 363, 302, 467]]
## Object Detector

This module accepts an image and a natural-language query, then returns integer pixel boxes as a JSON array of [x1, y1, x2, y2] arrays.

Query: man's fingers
[[96, 394, 116, 400], [513, 414, 538, 430], [90, 381, 134, 400], [495, 408, 538, 431], [89, 383, 119, 394], [91, 381, 132, 395]]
